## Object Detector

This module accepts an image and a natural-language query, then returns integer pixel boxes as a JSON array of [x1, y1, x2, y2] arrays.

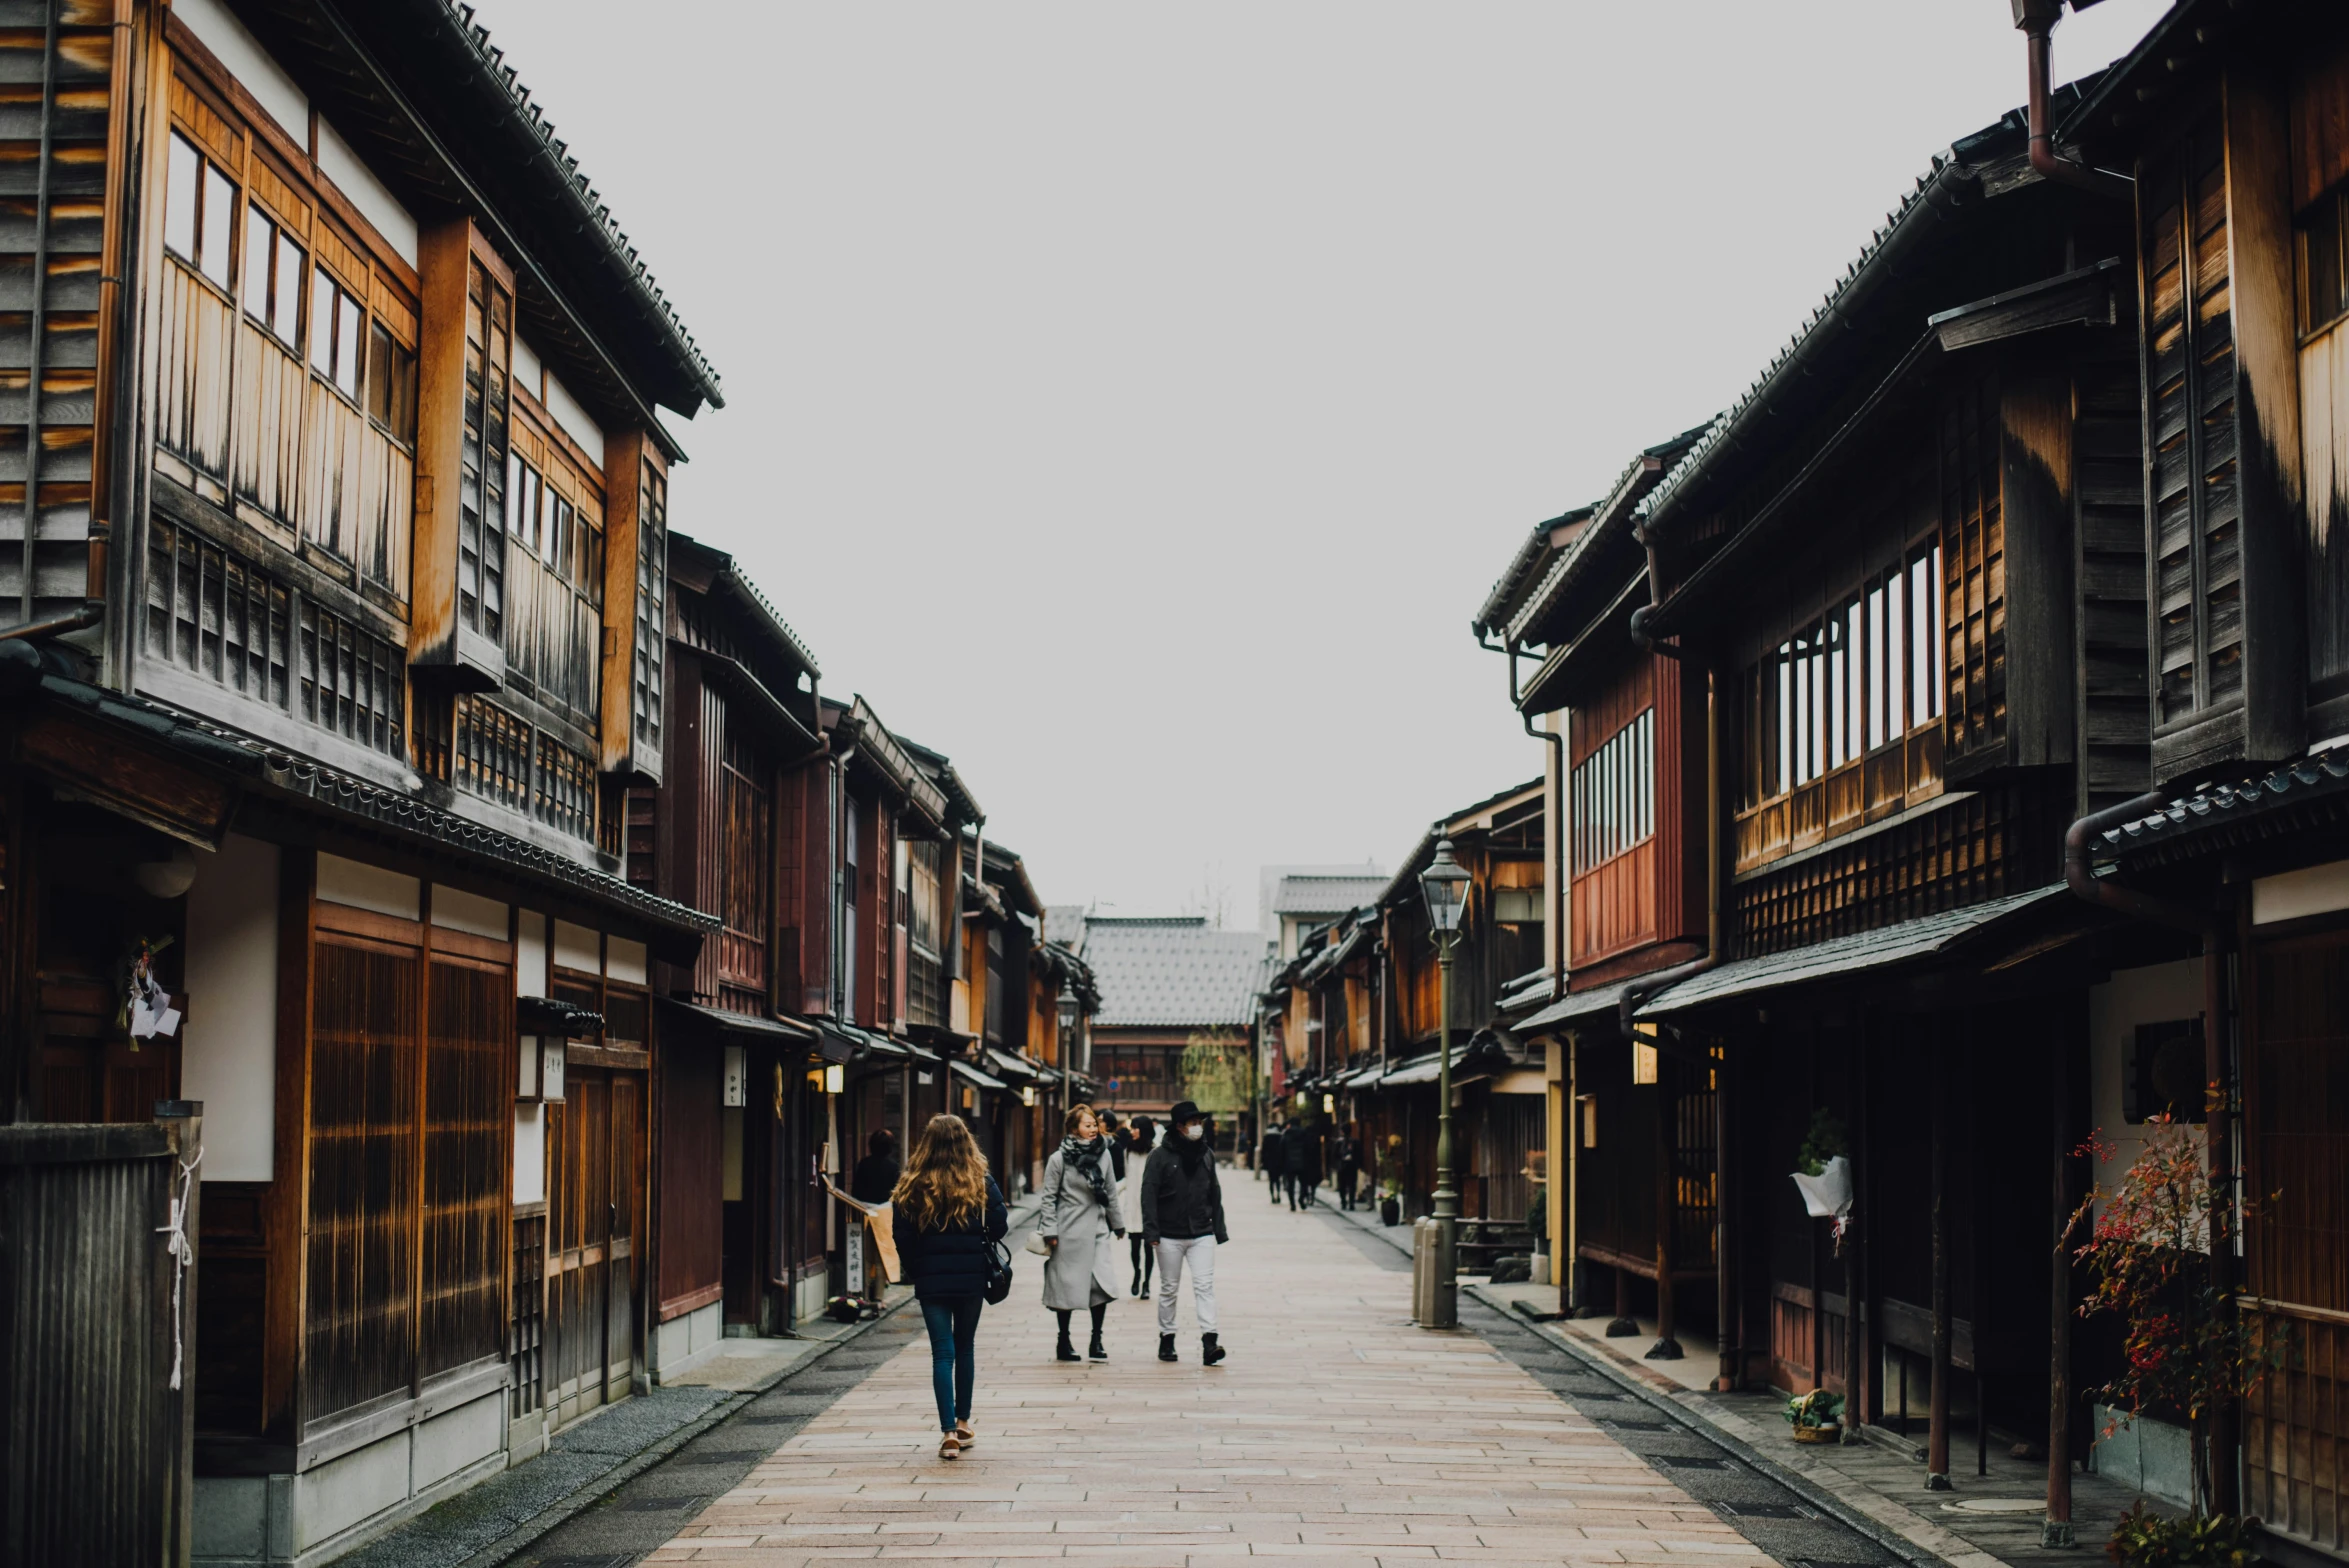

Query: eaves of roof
[[230, 0, 722, 434], [1473, 506, 1591, 639], [845, 696, 949, 834], [1371, 779, 1545, 912], [1502, 422, 1710, 652], [2058, 0, 2255, 162], [1518, 568, 1647, 718], [1643, 259, 2125, 641], [1628, 86, 2108, 551], [2095, 754, 2349, 871], [19, 651, 719, 948]]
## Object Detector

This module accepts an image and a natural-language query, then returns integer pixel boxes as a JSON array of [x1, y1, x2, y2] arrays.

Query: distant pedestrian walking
[[1142, 1100, 1229, 1366], [889, 1114, 1009, 1461], [1261, 1119, 1287, 1205], [1039, 1104, 1127, 1362], [1125, 1116, 1158, 1296], [1334, 1129, 1361, 1211], [1285, 1117, 1322, 1210], [851, 1127, 901, 1206]]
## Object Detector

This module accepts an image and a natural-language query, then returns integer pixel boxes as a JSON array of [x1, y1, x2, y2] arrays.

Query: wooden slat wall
[[1732, 785, 2058, 956], [2142, 116, 2242, 730], [2076, 360, 2152, 809], [419, 953, 510, 1378], [1942, 375, 2004, 769], [303, 937, 420, 1423], [657, 1039, 723, 1319]]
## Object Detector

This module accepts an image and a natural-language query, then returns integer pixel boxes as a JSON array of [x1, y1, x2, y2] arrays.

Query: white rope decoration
[[157, 1149, 201, 1391]]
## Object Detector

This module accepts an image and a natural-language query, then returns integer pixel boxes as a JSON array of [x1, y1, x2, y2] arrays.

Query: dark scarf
[[1061, 1135, 1117, 1212]]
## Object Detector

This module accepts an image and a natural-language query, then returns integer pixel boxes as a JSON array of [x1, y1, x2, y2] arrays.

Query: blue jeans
[[920, 1295, 983, 1432]]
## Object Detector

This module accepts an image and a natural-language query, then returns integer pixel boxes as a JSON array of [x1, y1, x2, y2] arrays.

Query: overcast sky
[[477, 0, 2167, 928]]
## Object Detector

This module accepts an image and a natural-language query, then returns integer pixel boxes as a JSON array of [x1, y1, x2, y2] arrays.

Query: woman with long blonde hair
[[889, 1114, 1008, 1459]]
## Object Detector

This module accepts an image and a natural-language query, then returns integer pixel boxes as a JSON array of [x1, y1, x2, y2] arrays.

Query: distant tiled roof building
[[1270, 875, 1388, 918], [1082, 917, 1268, 1029]]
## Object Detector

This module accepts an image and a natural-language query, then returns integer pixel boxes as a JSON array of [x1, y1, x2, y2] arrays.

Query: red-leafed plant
[[2069, 1099, 2266, 1531]]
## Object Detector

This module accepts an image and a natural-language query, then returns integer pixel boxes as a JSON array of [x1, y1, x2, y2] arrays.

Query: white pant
[[1155, 1236, 1217, 1334]]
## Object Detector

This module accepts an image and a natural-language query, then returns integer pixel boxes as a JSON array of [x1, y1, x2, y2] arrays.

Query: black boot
[[1089, 1329, 1108, 1361], [1158, 1333, 1178, 1363], [1055, 1327, 1081, 1363], [1202, 1332, 1227, 1367]]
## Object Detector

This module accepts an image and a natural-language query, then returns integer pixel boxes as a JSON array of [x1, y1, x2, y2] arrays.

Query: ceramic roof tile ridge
[[2097, 754, 2349, 850], [445, 0, 719, 406]]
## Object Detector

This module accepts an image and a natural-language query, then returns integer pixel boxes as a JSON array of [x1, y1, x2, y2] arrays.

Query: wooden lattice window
[[1940, 377, 2005, 763], [460, 258, 512, 642], [631, 459, 667, 759], [718, 731, 770, 1001], [2142, 118, 2241, 726]]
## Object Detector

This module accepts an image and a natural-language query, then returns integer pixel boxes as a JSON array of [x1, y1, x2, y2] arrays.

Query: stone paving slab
[[642, 1169, 1783, 1567]]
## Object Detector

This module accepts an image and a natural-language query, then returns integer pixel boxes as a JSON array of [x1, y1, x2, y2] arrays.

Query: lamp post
[[1419, 837, 1470, 1330]]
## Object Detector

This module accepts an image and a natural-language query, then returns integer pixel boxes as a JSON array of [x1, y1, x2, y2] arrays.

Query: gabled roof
[[1082, 917, 1267, 1029], [1271, 874, 1390, 918], [1473, 506, 1590, 640], [668, 532, 821, 680], [1498, 423, 1710, 653]]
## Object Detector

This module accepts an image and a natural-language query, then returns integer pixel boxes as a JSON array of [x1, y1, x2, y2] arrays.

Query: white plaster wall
[[292, 1431, 408, 1552], [545, 370, 606, 461], [314, 118, 417, 264], [412, 1392, 503, 1491], [316, 853, 418, 920], [173, 0, 306, 142], [650, 1300, 724, 1383], [182, 835, 279, 1182], [553, 919, 598, 975], [607, 936, 648, 985], [514, 1103, 546, 1204], [430, 884, 508, 940], [516, 910, 549, 994], [2087, 958, 2205, 1212], [2252, 857, 2349, 926]]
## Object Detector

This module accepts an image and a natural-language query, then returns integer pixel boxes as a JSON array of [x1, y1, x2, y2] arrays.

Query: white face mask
[[1180, 1122, 1205, 1141]]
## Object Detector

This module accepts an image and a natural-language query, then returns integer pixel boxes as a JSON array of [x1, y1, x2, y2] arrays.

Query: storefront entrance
[[548, 1067, 644, 1425]]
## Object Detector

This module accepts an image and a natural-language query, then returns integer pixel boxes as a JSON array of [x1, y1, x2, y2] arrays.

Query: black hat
[[1169, 1101, 1204, 1124]]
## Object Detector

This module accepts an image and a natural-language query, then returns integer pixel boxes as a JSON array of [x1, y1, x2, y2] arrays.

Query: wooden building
[[1274, 783, 1548, 1222], [0, 0, 730, 1559], [1474, 424, 1715, 1351], [627, 531, 830, 1360], [2051, 3, 2349, 1553], [1583, 80, 2186, 1494]]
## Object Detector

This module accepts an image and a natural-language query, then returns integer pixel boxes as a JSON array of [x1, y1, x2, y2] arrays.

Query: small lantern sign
[[824, 1063, 845, 1096], [723, 1045, 747, 1108], [540, 1038, 567, 1102]]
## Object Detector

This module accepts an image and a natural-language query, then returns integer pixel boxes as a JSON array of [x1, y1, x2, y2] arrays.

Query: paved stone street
[[638, 1174, 1789, 1567]]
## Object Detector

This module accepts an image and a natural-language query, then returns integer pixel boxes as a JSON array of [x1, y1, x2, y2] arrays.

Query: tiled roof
[[1271, 875, 1390, 917], [1083, 917, 1268, 1029], [1044, 905, 1089, 948], [2097, 754, 2349, 866], [1639, 886, 2066, 1016]]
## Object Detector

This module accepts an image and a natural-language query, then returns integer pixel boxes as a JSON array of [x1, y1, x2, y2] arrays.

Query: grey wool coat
[[1038, 1141, 1127, 1311]]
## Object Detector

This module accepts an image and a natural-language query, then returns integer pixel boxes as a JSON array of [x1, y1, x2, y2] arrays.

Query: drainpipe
[[0, 601, 102, 644], [2063, 789, 2239, 1519], [1484, 628, 1569, 1001], [2012, 1, 2134, 203]]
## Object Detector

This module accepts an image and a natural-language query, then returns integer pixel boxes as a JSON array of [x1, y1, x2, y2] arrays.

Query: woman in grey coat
[[1039, 1104, 1127, 1361]]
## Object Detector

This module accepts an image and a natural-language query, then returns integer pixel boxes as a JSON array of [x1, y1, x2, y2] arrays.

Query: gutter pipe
[[2013, 1, 2134, 203]]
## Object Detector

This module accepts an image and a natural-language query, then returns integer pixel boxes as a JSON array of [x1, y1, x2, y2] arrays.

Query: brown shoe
[[938, 1433, 962, 1460], [955, 1421, 976, 1447]]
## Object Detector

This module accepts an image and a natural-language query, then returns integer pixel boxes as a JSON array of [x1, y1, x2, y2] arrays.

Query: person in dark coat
[[890, 1114, 1008, 1460], [1333, 1129, 1362, 1211], [851, 1127, 901, 1206], [1140, 1100, 1229, 1366], [1261, 1119, 1287, 1206], [1284, 1118, 1323, 1210]]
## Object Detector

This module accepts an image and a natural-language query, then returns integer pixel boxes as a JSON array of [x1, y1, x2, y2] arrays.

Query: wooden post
[[2204, 934, 2239, 1515], [1929, 1042, 1952, 1490], [1650, 1059, 1682, 1359], [1607, 1263, 1638, 1336], [1844, 1014, 1866, 1443], [2046, 1025, 2075, 1548]]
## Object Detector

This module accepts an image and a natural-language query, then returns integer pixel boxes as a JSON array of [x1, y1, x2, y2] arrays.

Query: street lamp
[[1419, 837, 1470, 1329]]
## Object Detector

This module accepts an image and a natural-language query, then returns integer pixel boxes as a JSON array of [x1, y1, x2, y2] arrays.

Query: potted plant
[[1378, 1134, 1405, 1226], [1783, 1388, 1844, 1444], [2072, 1109, 2269, 1563]]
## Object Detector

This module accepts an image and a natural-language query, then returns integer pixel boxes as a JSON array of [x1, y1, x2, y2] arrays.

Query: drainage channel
[[1319, 1207, 1948, 1568], [1464, 1294, 1953, 1568]]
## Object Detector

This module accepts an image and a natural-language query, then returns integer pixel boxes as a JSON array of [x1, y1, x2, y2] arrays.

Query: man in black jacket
[[1141, 1099, 1229, 1366]]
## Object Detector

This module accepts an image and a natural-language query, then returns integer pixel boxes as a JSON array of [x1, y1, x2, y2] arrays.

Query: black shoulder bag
[[983, 1238, 1014, 1305]]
